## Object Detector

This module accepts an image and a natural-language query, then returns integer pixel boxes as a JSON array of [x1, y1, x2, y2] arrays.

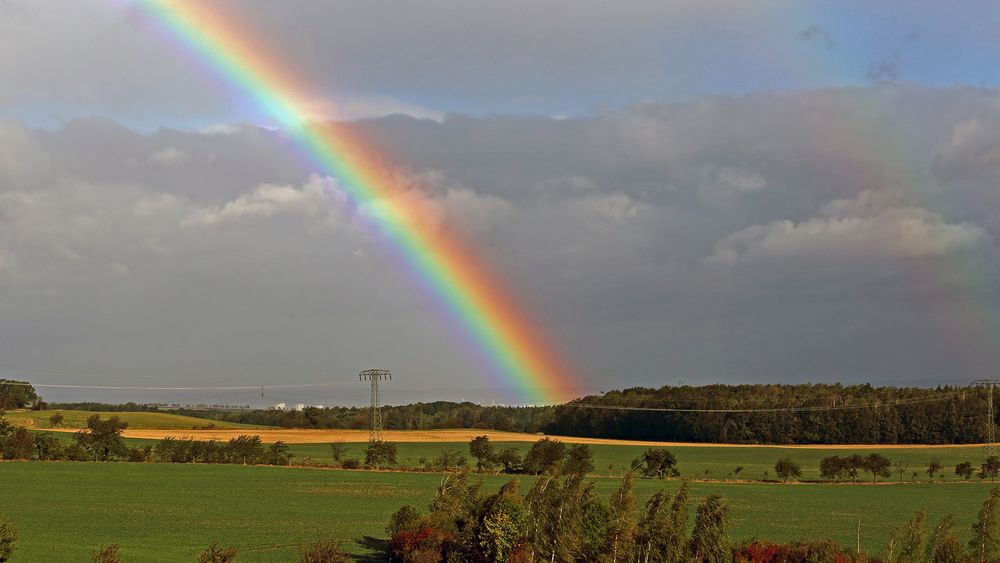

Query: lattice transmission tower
[[972, 379, 1000, 459], [359, 369, 391, 444]]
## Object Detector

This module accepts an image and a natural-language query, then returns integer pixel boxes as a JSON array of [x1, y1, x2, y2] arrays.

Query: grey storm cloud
[[3, 85, 1000, 404]]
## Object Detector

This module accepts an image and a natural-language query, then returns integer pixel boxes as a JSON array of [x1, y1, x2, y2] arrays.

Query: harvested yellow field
[[41, 426, 990, 449]]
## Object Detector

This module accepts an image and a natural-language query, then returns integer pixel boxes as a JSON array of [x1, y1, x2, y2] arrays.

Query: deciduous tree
[[926, 459, 943, 481], [496, 447, 523, 474], [227, 434, 264, 465], [884, 510, 924, 562], [468, 435, 496, 471], [970, 487, 1000, 561], [523, 438, 565, 474], [774, 458, 801, 483], [926, 515, 964, 562], [980, 456, 1000, 481], [819, 456, 845, 482], [955, 461, 974, 480], [864, 453, 892, 483], [563, 444, 594, 477], [365, 440, 397, 468], [607, 472, 635, 563], [689, 494, 730, 563], [74, 415, 128, 461], [630, 449, 679, 479], [329, 442, 349, 461]]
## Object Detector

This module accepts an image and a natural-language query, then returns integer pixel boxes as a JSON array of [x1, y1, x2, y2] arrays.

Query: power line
[[0, 381, 352, 391]]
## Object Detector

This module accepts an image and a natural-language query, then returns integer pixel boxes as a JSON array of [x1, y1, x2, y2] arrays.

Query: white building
[[270, 402, 286, 411]]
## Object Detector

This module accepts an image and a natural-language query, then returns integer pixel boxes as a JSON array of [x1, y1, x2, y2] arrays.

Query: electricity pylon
[[359, 369, 391, 444], [972, 379, 1000, 459]]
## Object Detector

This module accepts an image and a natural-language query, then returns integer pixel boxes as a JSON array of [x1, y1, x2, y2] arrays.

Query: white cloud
[[565, 192, 644, 224], [706, 190, 987, 265], [697, 165, 767, 205], [183, 176, 340, 227], [147, 146, 190, 165]]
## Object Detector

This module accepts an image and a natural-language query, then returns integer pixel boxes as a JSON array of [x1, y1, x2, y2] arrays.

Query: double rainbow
[[138, 1, 579, 404]]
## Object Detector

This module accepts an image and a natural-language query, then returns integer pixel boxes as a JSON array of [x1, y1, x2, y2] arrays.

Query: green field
[[3, 410, 269, 430], [0, 461, 996, 561], [285, 441, 989, 482]]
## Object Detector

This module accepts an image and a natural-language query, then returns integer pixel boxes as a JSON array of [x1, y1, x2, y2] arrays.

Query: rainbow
[[137, 1, 579, 404]]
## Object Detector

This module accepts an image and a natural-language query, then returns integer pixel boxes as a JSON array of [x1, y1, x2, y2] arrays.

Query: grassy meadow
[[286, 441, 989, 482], [4, 410, 1000, 560], [1, 461, 997, 561]]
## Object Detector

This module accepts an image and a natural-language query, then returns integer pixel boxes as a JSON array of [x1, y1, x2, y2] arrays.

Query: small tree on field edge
[[329, 442, 349, 462], [774, 458, 801, 483], [927, 459, 943, 481], [630, 448, 679, 479], [468, 435, 495, 471], [865, 453, 892, 483], [981, 456, 1000, 481], [365, 440, 397, 468], [895, 460, 909, 482], [956, 461, 974, 480]]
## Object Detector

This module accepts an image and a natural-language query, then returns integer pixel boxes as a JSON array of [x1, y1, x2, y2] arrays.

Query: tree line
[[5, 380, 999, 444], [0, 414, 294, 466], [549, 383, 991, 444]]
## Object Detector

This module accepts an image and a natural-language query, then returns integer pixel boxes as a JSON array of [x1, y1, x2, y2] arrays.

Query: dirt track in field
[[39, 427, 990, 449]]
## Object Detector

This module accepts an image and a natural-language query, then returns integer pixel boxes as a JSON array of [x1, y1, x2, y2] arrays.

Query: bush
[[365, 441, 398, 468], [387, 505, 422, 538], [0, 515, 16, 562], [90, 544, 121, 563], [734, 539, 852, 563], [298, 540, 348, 562], [342, 459, 361, 469], [126, 445, 153, 462], [198, 540, 237, 562], [389, 527, 447, 563]]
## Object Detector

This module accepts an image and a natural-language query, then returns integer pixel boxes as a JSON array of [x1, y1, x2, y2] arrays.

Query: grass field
[[284, 441, 990, 482], [3, 410, 269, 430], [6, 412, 1000, 560], [1, 461, 996, 561]]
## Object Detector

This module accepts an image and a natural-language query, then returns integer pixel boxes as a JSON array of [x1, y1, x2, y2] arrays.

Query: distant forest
[[550, 384, 989, 445], [35, 383, 999, 445]]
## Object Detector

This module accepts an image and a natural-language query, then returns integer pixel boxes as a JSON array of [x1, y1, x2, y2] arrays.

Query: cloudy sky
[[3, 1, 1000, 406]]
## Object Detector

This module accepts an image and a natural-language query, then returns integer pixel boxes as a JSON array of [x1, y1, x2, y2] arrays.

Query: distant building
[[270, 402, 286, 411], [293, 403, 305, 411]]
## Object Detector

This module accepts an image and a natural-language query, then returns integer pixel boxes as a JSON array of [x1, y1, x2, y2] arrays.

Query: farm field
[[0, 461, 996, 561], [26, 429, 991, 482], [4, 409, 268, 430], [283, 441, 992, 482]]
